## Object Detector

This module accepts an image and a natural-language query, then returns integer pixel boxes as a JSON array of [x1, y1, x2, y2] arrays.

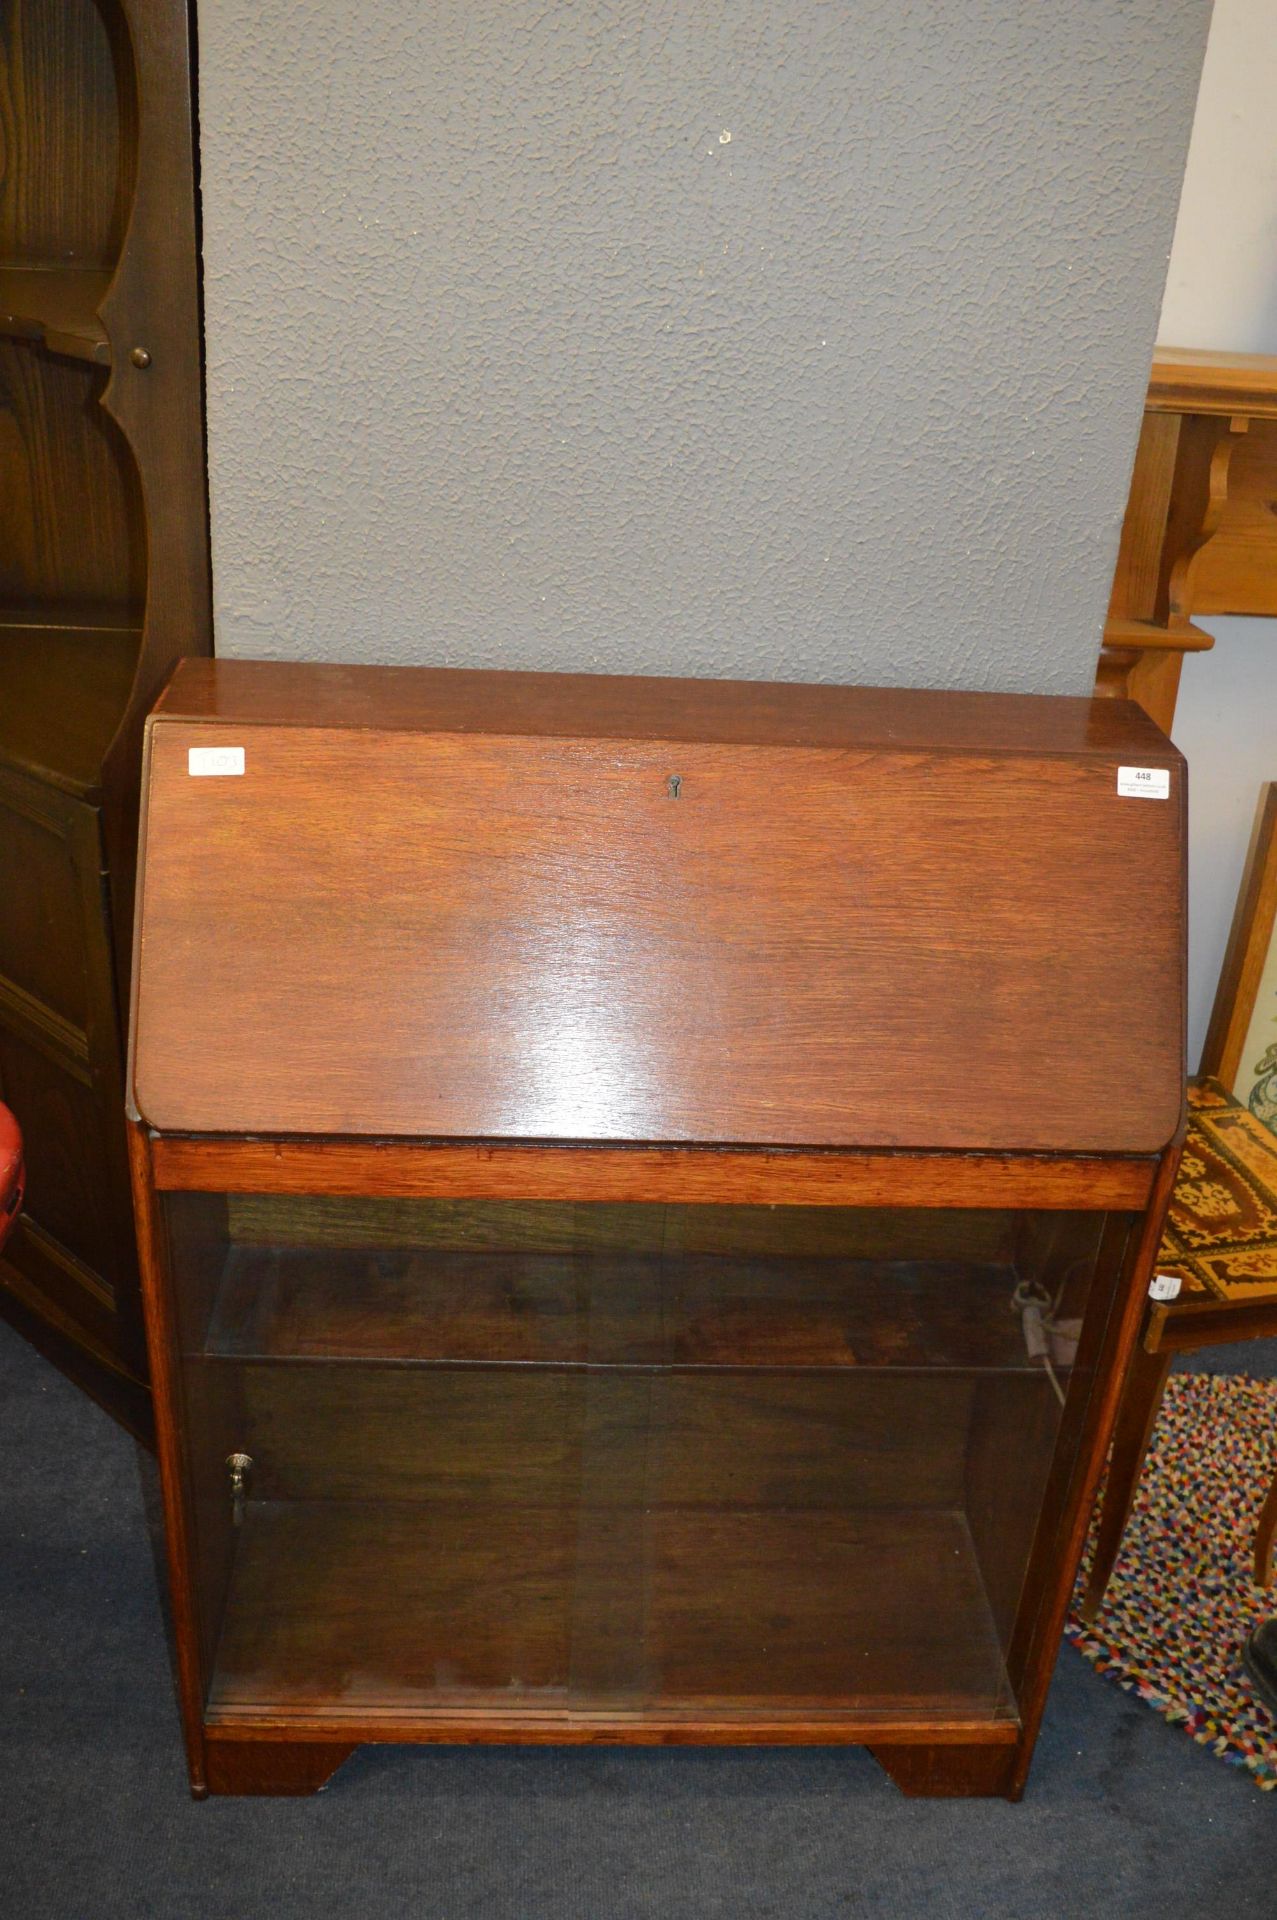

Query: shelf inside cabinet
[[0, 608, 142, 794], [208, 1493, 1013, 1727], [0, 268, 112, 365], [200, 1243, 1037, 1374]]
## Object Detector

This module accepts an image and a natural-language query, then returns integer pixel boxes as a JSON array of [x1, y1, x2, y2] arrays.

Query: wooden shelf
[[1148, 348, 1277, 420], [208, 1496, 1014, 1727], [0, 609, 141, 796], [1100, 347, 1277, 731], [0, 268, 111, 365], [1101, 617, 1215, 656], [202, 1244, 1034, 1373]]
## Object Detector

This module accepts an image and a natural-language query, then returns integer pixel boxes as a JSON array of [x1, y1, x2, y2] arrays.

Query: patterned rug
[[1067, 1372, 1277, 1789], [1156, 1078, 1277, 1301]]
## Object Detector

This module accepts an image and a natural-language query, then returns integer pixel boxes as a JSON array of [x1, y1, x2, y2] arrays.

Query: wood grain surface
[[148, 1136, 1157, 1211], [1191, 417, 1277, 619], [0, 616, 140, 795], [154, 655, 1179, 756], [1148, 347, 1277, 420], [132, 667, 1185, 1153], [0, 266, 112, 362], [0, 0, 133, 269]]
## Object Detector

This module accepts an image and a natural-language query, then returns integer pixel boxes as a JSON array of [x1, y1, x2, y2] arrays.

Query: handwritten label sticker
[[188, 746, 245, 777], [1117, 766, 1169, 800], [1149, 1273, 1182, 1302]]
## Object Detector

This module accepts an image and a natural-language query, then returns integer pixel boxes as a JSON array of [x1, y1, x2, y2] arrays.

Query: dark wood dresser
[[0, 0, 210, 1436]]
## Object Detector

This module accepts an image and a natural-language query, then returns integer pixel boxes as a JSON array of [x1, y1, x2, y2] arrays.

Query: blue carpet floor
[[0, 1317, 1271, 1920]]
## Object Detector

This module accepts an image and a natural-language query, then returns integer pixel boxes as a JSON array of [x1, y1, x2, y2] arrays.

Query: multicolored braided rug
[[1067, 1372, 1277, 1789]]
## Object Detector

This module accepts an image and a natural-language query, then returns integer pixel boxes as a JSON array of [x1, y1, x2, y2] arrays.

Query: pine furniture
[[128, 660, 1186, 1799], [0, 0, 210, 1436], [1097, 348, 1277, 733]]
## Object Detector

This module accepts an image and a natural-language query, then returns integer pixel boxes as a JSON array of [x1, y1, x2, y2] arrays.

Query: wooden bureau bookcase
[[128, 660, 1186, 1799]]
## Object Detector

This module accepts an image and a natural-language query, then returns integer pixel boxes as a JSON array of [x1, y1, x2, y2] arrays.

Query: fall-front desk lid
[[129, 659, 1185, 1155]]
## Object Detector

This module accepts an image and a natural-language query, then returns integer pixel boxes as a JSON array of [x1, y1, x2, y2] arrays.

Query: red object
[[0, 1102, 23, 1253]]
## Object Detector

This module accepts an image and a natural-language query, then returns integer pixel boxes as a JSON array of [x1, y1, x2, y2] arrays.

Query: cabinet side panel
[[126, 1122, 210, 1795], [1002, 1144, 1184, 1790], [163, 1192, 241, 1685]]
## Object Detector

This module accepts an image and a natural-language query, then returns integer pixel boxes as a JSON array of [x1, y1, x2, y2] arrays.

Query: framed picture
[[1201, 783, 1277, 1127]]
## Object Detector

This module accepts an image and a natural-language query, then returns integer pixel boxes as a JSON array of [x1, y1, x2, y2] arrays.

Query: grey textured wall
[[197, 1, 1209, 692]]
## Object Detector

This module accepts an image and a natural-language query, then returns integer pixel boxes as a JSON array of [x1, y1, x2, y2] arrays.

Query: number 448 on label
[[1117, 766, 1170, 800]]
